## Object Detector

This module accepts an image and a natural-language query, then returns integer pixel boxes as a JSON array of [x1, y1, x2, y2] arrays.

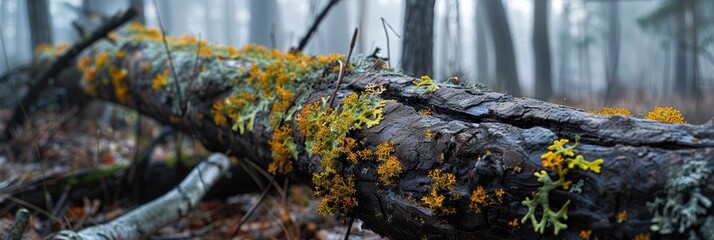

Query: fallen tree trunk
[[53, 153, 230, 239], [68, 25, 714, 239]]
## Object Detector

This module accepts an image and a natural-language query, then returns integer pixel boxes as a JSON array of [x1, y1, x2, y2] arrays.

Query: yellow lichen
[[469, 186, 490, 213], [418, 109, 432, 115], [617, 210, 627, 223], [375, 141, 402, 186], [633, 233, 650, 240], [593, 107, 633, 116], [644, 106, 686, 124], [151, 70, 170, 91], [268, 124, 296, 175], [94, 52, 109, 70], [422, 169, 456, 215], [109, 66, 129, 103]]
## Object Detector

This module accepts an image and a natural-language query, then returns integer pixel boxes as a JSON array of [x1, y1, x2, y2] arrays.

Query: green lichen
[[522, 170, 571, 235], [412, 75, 440, 93], [647, 157, 712, 235], [522, 136, 604, 235], [296, 91, 389, 216]]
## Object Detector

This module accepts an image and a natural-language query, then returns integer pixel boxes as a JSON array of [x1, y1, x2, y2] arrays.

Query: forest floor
[[0, 103, 385, 240]]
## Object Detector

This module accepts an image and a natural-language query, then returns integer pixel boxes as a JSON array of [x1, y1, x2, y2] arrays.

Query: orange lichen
[[469, 186, 490, 213], [634, 233, 650, 240], [115, 50, 126, 59], [94, 52, 109, 70], [77, 56, 92, 70], [151, 70, 170, 91], [418, 109, 432, 115], [422, 169, 457, 215], [644, 106, 685, 124], [593, 107, 633, 116], [109, 66, 129, 103], [211, 101, 227, 126], [617, 210, 627, 223], [268, 124, 296, 175], [425, 129, 433, 139], [509, 218, 519, 228], [580, 229, 592, 239], [375, 141, 402, 186]]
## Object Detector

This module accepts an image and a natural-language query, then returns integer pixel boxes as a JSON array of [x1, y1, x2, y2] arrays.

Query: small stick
[[6, 208, 30, 240], [380, 18, 400, 69], [294, 0, 342, 52], [153, 0, 183, 116], [229, 177, 276, 238], [329, 28, 358, 108]]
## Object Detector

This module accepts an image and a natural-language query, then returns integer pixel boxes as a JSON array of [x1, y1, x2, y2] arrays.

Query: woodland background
[[1, 0, 713, 122], [0, 0, 713, 239]]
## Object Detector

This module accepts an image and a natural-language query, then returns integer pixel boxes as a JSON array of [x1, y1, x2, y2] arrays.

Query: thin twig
[[380, 18, 400, 69], [342, 214, 355, 240], [229, 177, 276, 238], [153, 0, 183, 116], [294, 0, 342, 52], [329, 28, 358, 107], [7, 208, 30, 240]]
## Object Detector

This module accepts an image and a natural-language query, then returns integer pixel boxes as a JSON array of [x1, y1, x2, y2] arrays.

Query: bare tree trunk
[[603, 1, 620, 105], [249, 0, 279, 47], [401, 0, 435, 77], [64, 32, 714, 239], [556, 1, 572, 97], [483, 0, 521, 96], [675, 4, 689, 94], [129, 0, 145, 24], [533, 0, 552, 100], [27, 0, 53, 49], [475, 0, 489, 85]]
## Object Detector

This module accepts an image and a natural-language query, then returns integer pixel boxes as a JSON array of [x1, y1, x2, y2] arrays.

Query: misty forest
[[0, 0, 714, 239]]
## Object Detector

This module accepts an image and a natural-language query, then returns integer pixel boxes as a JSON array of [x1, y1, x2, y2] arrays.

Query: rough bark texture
[[27, 0, 53, 49], [72, 32, 714, 240], [401, 0, 435, 77], [483, 0, 521, 96]]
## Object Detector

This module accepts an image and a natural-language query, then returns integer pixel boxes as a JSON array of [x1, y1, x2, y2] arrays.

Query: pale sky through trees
[[2, 0, 713, 111]]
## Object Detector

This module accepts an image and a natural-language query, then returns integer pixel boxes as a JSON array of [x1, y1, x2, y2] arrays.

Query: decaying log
[[62, 26, 714, 240], [53, 153, 230, 239]]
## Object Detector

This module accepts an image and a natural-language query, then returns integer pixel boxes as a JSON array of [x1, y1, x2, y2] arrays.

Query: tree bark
[[483, 0, 521, 96], [532, 0, 552, 100], [68, 32, 714, 240], [475, 0, 489, 85], [401, 0, 435, 77], [27, 0, 53, 49]]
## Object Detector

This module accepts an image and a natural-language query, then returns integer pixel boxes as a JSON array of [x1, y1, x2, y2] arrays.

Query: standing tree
[[483, 0, 521, 96], [27, 0, 53, 49], [603, 0, 620, 105], [401, 0, 435, 77], [249, 0, 279, 47], [475, 0, 490, 85], [533, 0, 552, 100]]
